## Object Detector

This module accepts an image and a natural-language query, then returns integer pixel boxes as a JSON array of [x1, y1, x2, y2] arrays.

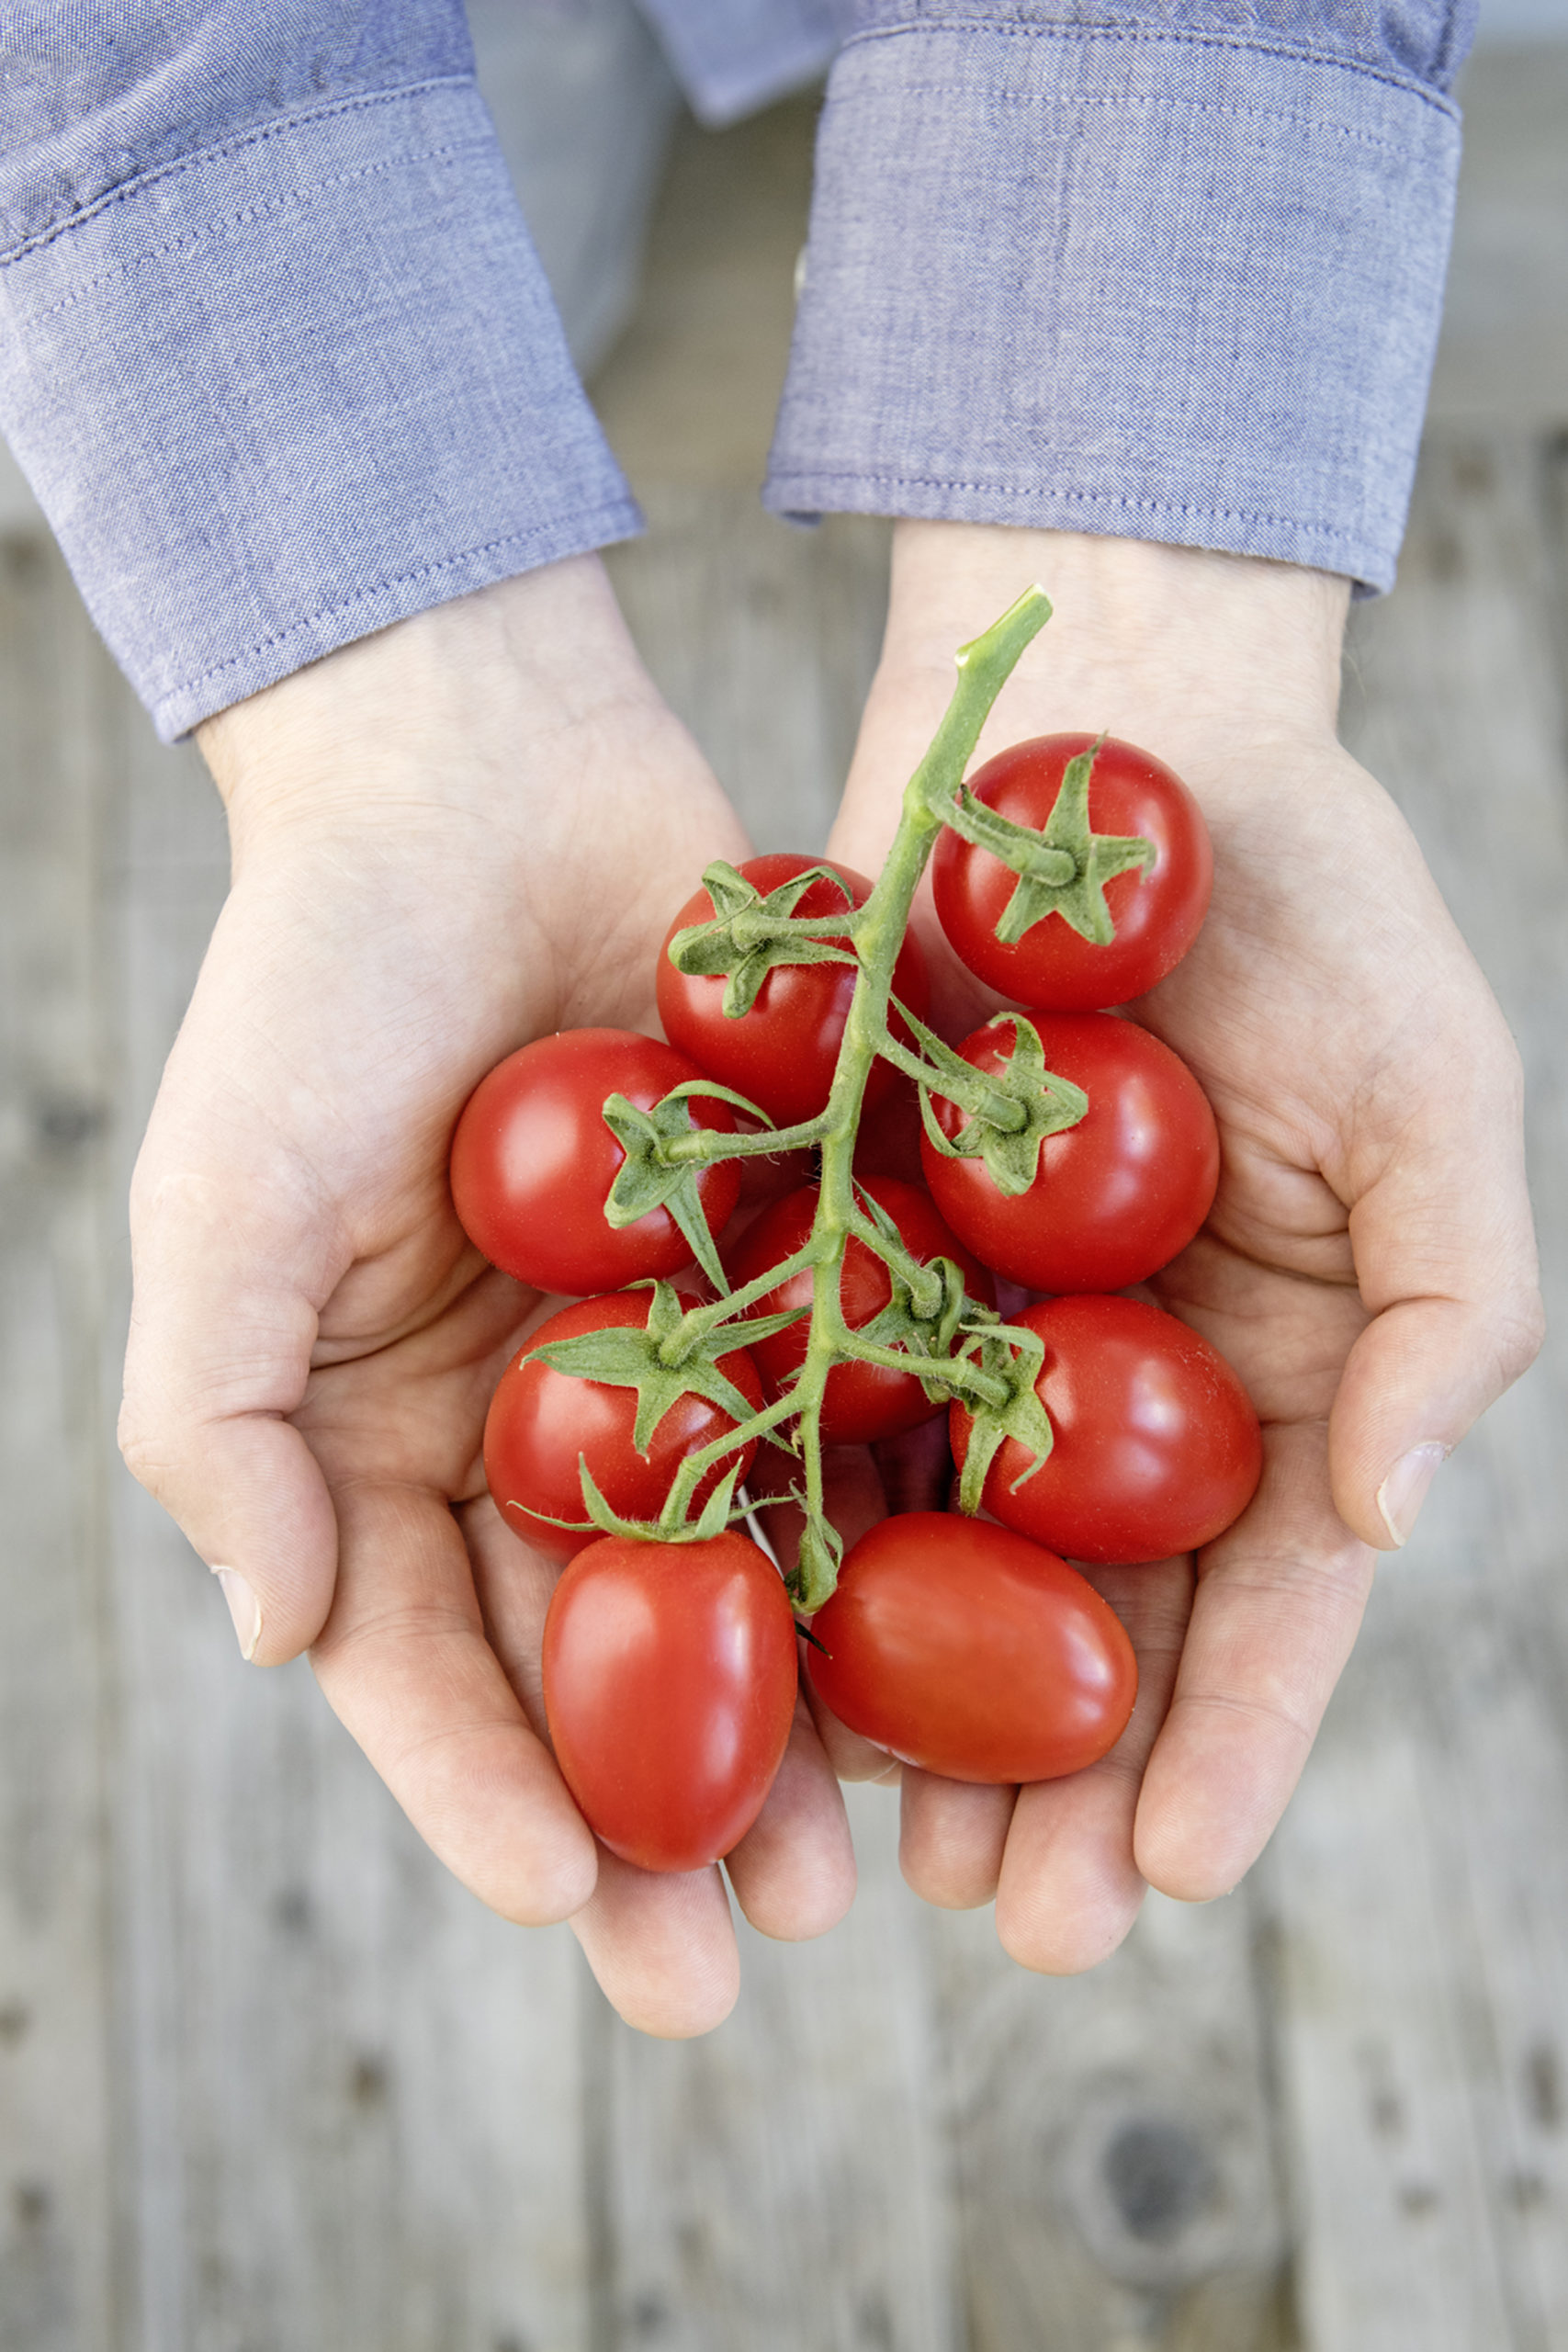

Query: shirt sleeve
[[0, 1, 641, 741], [763, 0, 1477, 593]]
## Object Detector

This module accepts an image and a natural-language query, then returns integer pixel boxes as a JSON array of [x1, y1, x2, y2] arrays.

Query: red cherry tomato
[[951, 1295, 1262, 1564], [450, 1029, 741, 1295], [484, 1290, 764, 1561], [656, 854, 931, 1129], [807, 1513, 1136, 1783], [542, 1532, 799, 1871], [919, 1012, 1219, 1292], [725, 1174, 996, 1444], [932, 734, 1212, 1009]]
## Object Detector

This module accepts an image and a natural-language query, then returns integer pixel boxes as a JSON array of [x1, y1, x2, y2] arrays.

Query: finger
[[1332, 1042, 1541, 1545], [1134, 1421, 1374, 1902], [120, 1159, 342, 1664], [310, 1479, 597, 1924], [571, 1856, 740, 2039], [724, 1692, 858, 1940], [898, 1774, 1016, 1908], [995, 1557, 1190, 1972]]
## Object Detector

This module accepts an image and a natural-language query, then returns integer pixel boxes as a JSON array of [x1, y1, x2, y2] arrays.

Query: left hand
[[814, 519, 1542, 1967]]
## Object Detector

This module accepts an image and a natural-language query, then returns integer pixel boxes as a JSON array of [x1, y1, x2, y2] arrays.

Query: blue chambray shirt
[[0, 0, 1472, 741]]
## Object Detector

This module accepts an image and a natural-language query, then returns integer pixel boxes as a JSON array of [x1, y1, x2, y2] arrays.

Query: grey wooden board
[[0, 537, 118, 2351], [1264, 427, 1568, 2351]]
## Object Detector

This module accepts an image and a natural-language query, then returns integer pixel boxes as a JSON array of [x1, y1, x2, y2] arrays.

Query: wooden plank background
[[2, 43, 1565, 2352]]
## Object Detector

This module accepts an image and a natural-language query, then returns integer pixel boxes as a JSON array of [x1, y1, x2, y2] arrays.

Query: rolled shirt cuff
[[0, 74, 641, 740], [764, 19, 1463, 592]]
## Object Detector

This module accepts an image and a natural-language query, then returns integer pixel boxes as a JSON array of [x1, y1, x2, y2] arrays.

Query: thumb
[[119, 1154, 342, 1664], [1330, 1060, 1541, 1548]]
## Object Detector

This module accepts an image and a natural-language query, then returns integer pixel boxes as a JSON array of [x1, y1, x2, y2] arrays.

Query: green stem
[[659, 1243, 819, 1360], [660, 1114, 829, 1164]]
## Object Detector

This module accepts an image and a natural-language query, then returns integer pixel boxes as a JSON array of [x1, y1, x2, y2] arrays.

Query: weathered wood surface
[[1265, 427, 1568, 2352]]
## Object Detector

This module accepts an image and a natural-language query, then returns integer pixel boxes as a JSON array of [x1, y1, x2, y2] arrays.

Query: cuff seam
[[156, 499, 643, 722], [23, 135, 492, 326], [853, 81, 1436, 160], [765, 469, 1368, 551], [836, 17, 1461, 122], [0, 73, 475, 268]]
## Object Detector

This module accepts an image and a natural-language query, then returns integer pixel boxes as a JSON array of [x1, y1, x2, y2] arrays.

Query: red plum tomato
[[450, 1029, 741, 1295], [932, 733, 1212, 1009], [542, 1531, 799, 1871], [919, 1012, 1219, 1292], [951, 1295, 1262, 1564], [484, 1290, 764, 1561], [725, 1174, 996, 1444], [656, 854, 931, 1129], [807, 1513, 1136, 1783]]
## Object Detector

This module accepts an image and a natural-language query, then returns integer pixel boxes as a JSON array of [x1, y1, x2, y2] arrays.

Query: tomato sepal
[[952, 1320, 1054, 1515], [574, 1451, 753, 1546], [942, 734, 1156, 948], [917, 1012, 1089, 1197], [521, 1279, 778, 1456], [600, 1081, 769, 1290], [666, 859, 862, 1019]]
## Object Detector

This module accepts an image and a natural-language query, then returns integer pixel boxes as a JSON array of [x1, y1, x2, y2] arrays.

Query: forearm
[[0, 2, 638, 741]]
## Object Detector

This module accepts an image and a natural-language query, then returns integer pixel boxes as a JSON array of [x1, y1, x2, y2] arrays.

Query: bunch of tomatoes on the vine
[[447, 592, 1262, 1877]]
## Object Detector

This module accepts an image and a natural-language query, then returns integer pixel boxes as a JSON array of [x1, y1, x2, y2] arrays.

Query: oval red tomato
[[450, 1029, 742, 1295], [725, 1174, 996, 1444], [807, 1513, 1135, 1783], [656, 854, 931, 1129], [951, 1295, 1262, 1564], [484, 1290, 764, 1560], [542, 1532, 799, 1871], [919, 1011, 1219, 1292], [932, 734, 1212, 1009]]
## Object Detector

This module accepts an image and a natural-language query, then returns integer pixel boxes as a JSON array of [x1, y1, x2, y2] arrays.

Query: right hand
[[118, 557, 857, 2038]]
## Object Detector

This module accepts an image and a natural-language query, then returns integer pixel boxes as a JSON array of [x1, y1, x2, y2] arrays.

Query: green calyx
[[574, 1454, 754, 1546], [944, 734, 1156, 947], [953, 1322, 1054, 1517], [524, 1280, 799, 1456], [601, 1078, 770, 1292], [918, 1012, 1089, 1197], [666, 860, 861, 1019]]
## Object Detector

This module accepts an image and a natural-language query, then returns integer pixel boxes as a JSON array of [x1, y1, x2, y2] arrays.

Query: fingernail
[[211, 1566, 263, 1661], [1376, 1443, 1449, 1549]]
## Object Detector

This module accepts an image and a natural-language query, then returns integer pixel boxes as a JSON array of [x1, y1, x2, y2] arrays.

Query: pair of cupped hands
[[119, 519, 1541, 2037]]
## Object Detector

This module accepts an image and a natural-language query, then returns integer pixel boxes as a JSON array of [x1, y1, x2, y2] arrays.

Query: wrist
[[197, 556, 667, 860], [880, 522, 1350, 761]]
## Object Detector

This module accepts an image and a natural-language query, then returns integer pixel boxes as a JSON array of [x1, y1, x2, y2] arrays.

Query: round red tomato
[[951, 1295, 1262, 1564], [656, 854, 931, 1129], [542, 1532, 799, 1871], [450, 1029, 741, 1295], [932, 733, 1212, 1009], [484, 1290, 764, 1560], [725, 1174, 996, 1444], [807, 1513, 1135, 1783], [919, 1012, 1218, 1292]]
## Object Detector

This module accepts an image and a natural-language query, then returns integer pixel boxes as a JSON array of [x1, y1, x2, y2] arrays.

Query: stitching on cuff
[[24, 139, 491, 323], [0, 74, 477, 267], [835, 18, 1461, 121], [841, 83, 1449, 159], [764, 469, 1373, 552], [155, 501, 644, 711]]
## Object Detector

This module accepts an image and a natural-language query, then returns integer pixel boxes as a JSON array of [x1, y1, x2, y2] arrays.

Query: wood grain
[[0, 536, 119, 2352], [1267, 426, 1568, 2352]]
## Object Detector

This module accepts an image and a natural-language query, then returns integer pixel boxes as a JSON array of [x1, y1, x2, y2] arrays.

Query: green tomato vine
[[525, 586, 1155, 1607]]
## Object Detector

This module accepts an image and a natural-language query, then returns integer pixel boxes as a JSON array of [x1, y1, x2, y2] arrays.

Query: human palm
[[820, 524, 1539, 1966], [120, 562, 855, 2036]]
